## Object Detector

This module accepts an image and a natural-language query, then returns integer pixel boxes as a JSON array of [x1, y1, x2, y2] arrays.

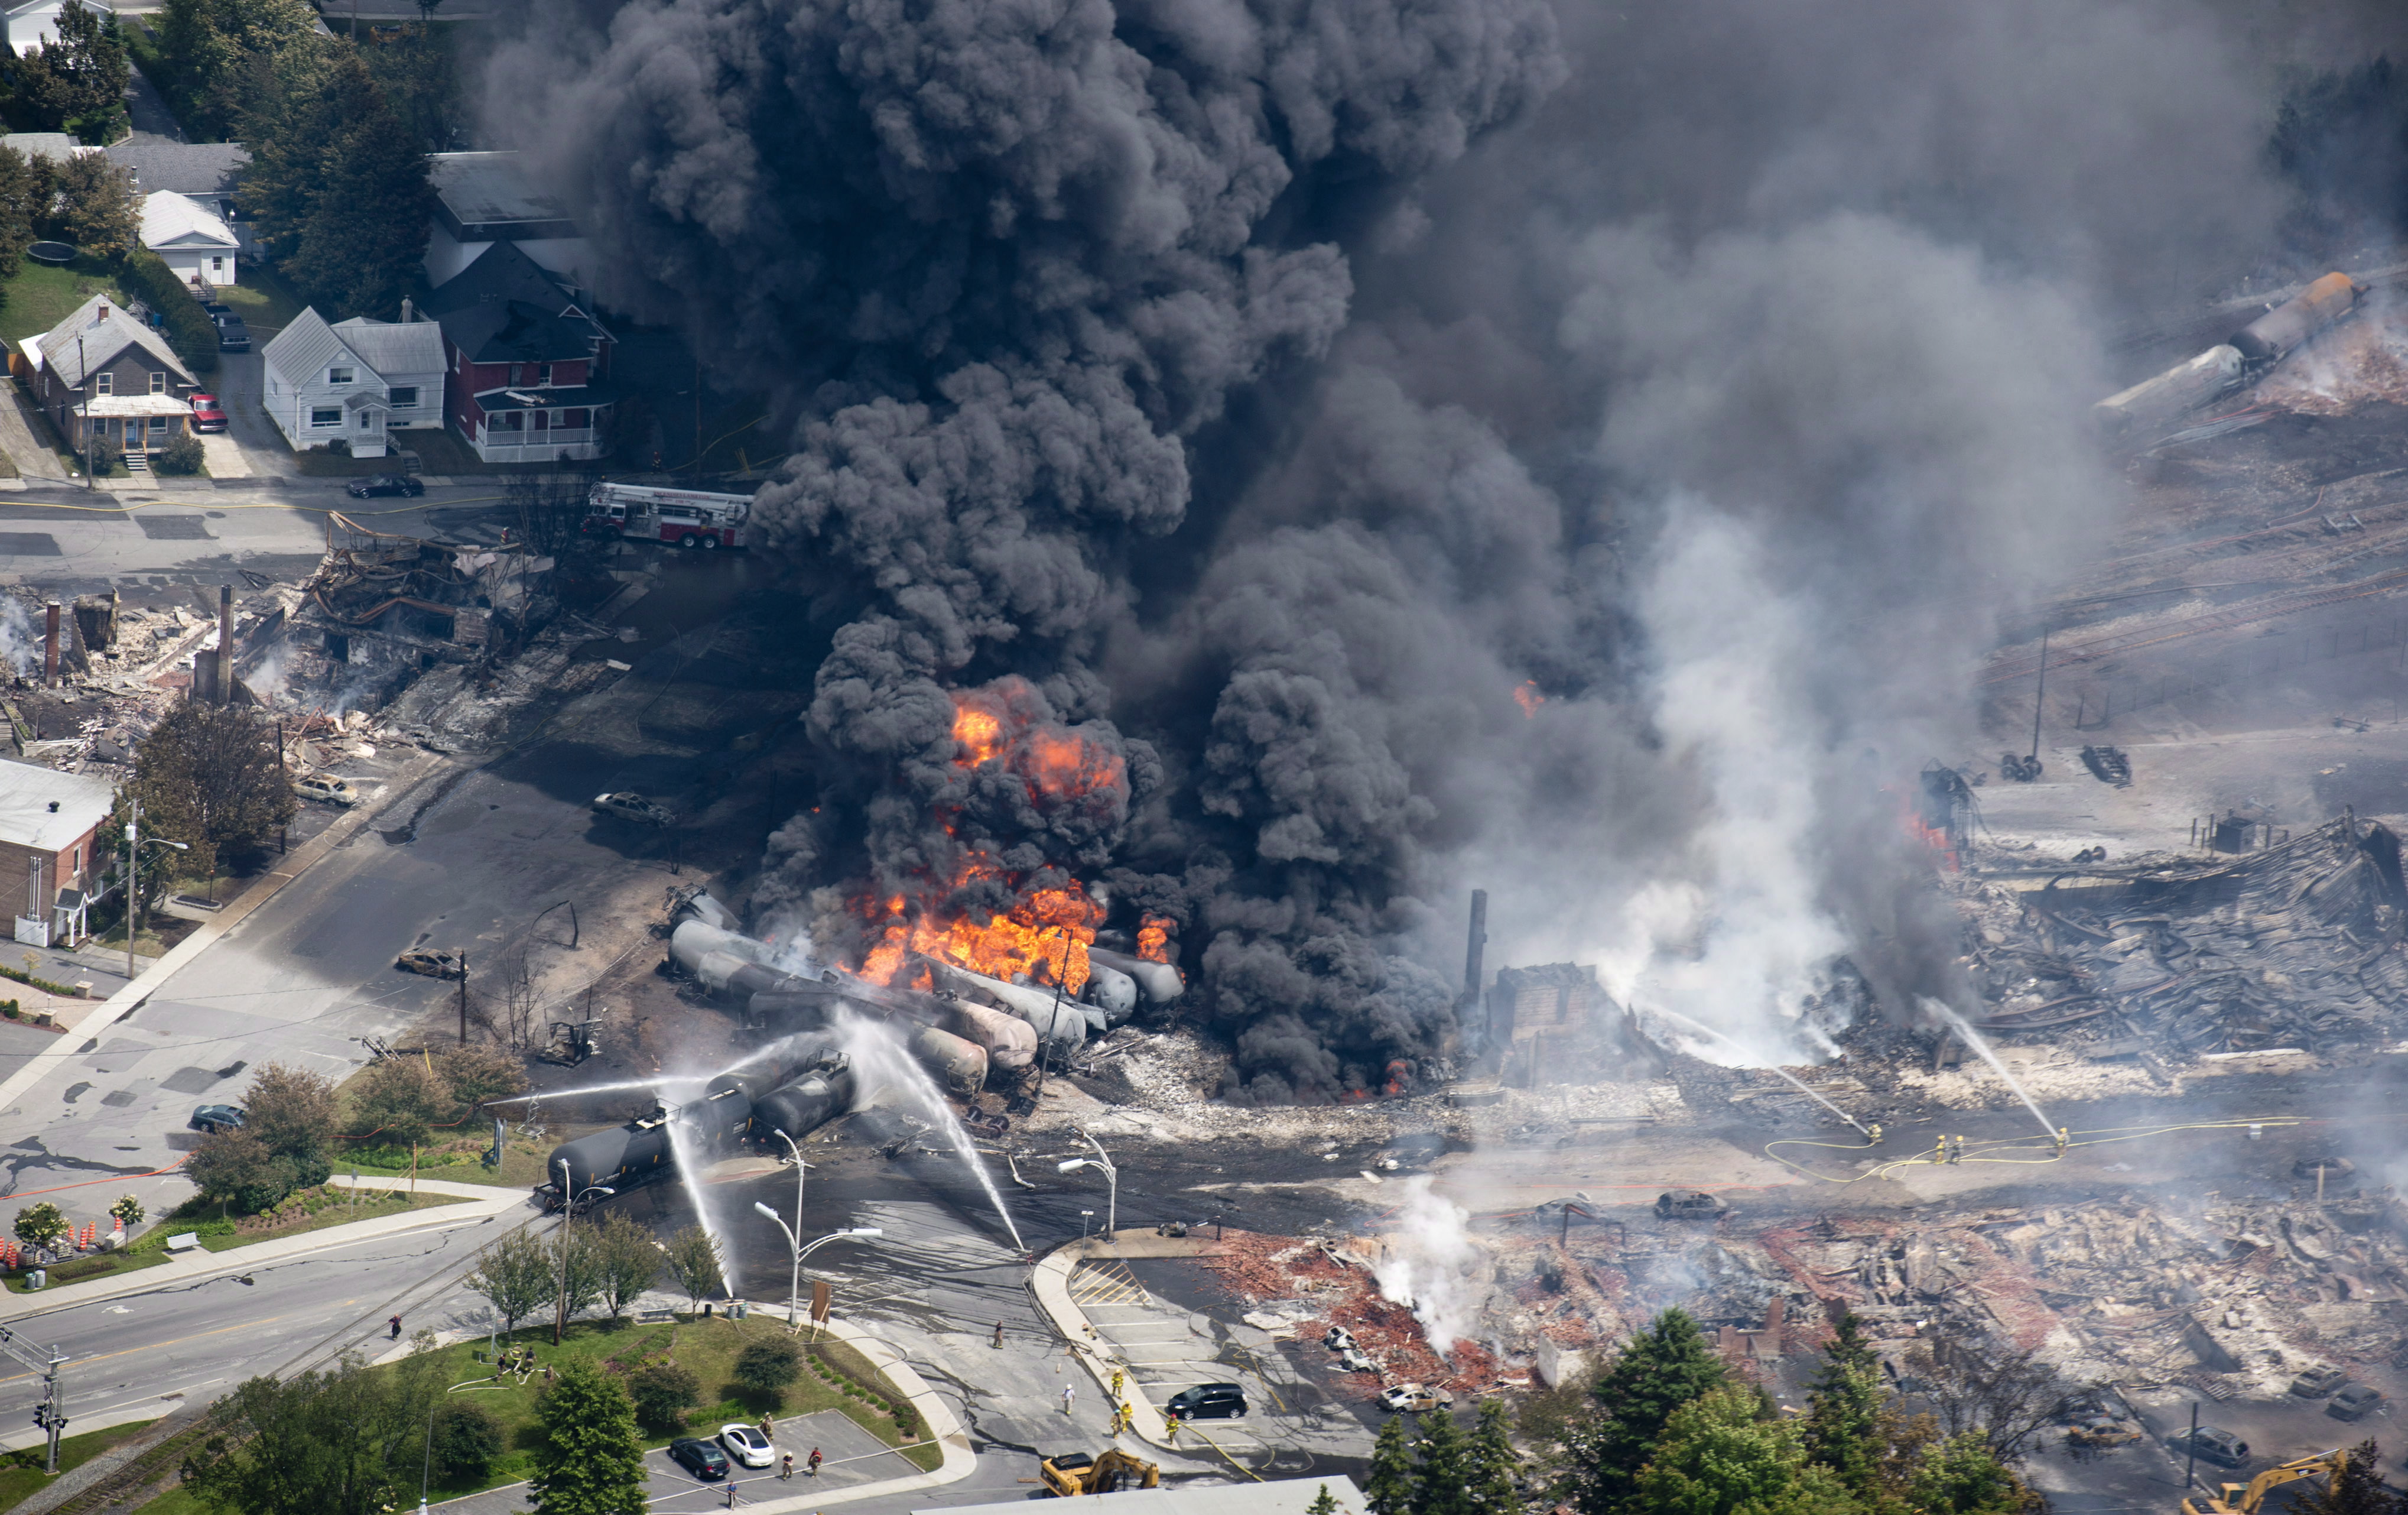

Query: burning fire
[[1513, 681, 1545, 718], [1136, 914, 1175, 965], [849, 686, 1128, 992]]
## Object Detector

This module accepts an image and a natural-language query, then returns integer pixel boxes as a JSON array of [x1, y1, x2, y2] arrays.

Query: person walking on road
[[781, 1454, 794, 1481], [993, 1321, 1005, 1349], [388, 1314, 402, 1339], [1063, 1383, 1077, 1416], [807, 1447, 823, 1477]]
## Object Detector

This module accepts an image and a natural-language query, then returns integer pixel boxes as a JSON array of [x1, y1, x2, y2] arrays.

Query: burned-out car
[[396, 948, 465, 980], [1656, 1189, 1729, 1221]]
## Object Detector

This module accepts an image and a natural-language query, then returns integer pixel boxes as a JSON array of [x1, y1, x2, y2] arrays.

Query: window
[[509, 364, 525, 385], [389, 387, 417, 408], [536, 362, 552, 386], [310, 407, 342, 427], [92, 372, 111, 395], [209, 256, 223, 273], [327, 366, 353, 385], [149, 415, 165, 435], [149, 371, 165, 395]]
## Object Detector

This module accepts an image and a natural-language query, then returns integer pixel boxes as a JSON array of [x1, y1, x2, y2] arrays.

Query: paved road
[[0, 1203, 524, 1451]]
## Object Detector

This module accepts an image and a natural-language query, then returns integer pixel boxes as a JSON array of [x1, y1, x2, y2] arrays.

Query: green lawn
[[362, 1315, 938, 1501], [1, 256, 130, 346], [210, 265, 306, 334], [0, 1418, 162, 1508], [2, 1188, 472, 1293]]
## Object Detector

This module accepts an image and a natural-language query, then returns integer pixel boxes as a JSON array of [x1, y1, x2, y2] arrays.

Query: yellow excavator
[[1040, 1449, 1161, 1496], [2179, 1448, 2344, 1515]]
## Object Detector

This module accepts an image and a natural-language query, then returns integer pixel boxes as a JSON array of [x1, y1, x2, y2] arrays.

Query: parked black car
[[346, 474, 424, 498], [189, 1103, 244, 1133], [667, 1438, 729, 1480], [1165, 1383, 1247, 1420], [212, 313, 250, 352]]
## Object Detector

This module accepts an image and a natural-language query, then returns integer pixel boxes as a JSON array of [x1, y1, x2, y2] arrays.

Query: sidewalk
[[0, 1174, 521, 1323], [0, 749, 448, 1120]]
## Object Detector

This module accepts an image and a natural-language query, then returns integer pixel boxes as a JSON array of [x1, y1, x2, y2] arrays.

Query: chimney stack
[[1462, 888, 1488, 1001], [217, 585, 233, 704], [41, 601, 59, 683], [400, 297, 414, 323]]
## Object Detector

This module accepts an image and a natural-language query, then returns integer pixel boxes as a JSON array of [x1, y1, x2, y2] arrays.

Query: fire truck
[[585, 482, 754, 550]]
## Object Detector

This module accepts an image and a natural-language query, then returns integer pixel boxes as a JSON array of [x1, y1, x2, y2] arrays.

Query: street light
[[1057, 1131, 1118, 1238], [749, 1205, 878, 1336], [122, 801, 189, 979], [551, 1156, 613, 1344], [769, 1127, 811, 1263]]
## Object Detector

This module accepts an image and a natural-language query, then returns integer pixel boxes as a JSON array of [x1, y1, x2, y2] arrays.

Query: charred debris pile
[[1955, 815, 2408, 1063]]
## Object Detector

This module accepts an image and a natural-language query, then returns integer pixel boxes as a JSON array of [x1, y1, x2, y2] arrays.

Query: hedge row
[[119, 249, 219, 377]]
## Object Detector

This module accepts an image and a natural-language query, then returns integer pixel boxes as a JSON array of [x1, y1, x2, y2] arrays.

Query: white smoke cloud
[[1371, 1175, 1487, 1355]]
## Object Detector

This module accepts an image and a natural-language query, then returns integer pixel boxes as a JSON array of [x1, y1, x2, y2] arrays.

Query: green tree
[[243, 1063, 336, 1177], [1803, 1313, 1884, 1499], [662, 1223, 723, 1312], [1633, 1386, 1863, 1515], [1307, 1487, 1343, 1515], [430, 1400, 503, 1484], [437, 1041, 527, 1110], [1468, 1397, 1520, 1515], [556, 1222, 605, 1323], [1417, 1409, 1474, 1515], [52, 140, 137, 262], [589, 1209, 661, 1321], [1562, 1308, 1729, 1515], [732, 1336, 802, 1399], [628, 1361, 698, 1430], [181, 1347, 447, 1515], [129, 702, 298, 865], [2302, 1440, 2388, 1515], [16, 0, 128, 140], [528, 1360, 648, 1515], [464, 1227, 553, 1336], [12, 1199, 69, 1248], [242, 47, 432, 316], [350, 1054, 446, 1146], [151, 0, 317, 138], [0, 143, 38, 278], [184, 1130, 295, 1212], [1367, 1413, 1418, 1515]]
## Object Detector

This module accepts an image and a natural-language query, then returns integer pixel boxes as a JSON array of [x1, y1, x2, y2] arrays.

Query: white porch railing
[[476, 429, 598, 462]]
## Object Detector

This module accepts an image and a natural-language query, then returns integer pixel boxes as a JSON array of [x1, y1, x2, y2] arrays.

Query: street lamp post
[[1057, 1131, 1118, 1238], [770, 1127, 809, 1258], [748, 1206, 878, 1336], [122, 802, 189, 979]]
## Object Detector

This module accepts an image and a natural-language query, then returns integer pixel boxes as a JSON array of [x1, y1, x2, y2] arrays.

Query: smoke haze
[[482, 1, 2388, 1093]]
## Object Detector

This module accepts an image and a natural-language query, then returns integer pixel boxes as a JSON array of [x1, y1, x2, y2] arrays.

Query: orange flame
[[954, 705, 1006, 767], [1513, 682, 1545, 719], [857, 869, 1101, 994], [1136, 914, 1175, 965]]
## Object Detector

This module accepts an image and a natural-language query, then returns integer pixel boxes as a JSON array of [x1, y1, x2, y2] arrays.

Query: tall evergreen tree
[[242, 48, 431, 316], [2303, 1441, 2391, 1515], [1416, 1410, 1474, 1515], [1366, 1415, 1418, 1515], [1468, 1397, 1521, 1515], [527, 1360, 648, 1515], [1633, 1386, 1863, 1515], [15, 0, 127, 139], [1563, 1308, 1730, 1515], [1803, 1312, 1885, 1498]]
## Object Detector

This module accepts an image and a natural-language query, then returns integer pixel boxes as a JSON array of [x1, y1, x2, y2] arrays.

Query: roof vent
[[401, 298, 414, 322], [46, 800, 57, 812]]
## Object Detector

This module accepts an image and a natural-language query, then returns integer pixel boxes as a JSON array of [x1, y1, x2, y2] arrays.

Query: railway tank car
[[2094, 270, 2364, 437], [533, 1104, 677, 1212], [749, 1052, 857, 1147]]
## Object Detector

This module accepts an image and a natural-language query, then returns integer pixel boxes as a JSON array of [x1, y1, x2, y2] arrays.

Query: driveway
[[206, 352, 294, 479], [0, 385, 67, 481]]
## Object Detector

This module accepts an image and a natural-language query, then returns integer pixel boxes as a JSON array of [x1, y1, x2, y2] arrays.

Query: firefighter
[[1110, 1368, 1125, 1400], [2055, 1125, 2070, 1156], [1865, 1123, 1883, 1147]]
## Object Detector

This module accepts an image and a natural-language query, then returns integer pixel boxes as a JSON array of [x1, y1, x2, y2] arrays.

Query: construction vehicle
[[1039, 1449, 1159, 1495], [2178, 1448, 2343, 1515]]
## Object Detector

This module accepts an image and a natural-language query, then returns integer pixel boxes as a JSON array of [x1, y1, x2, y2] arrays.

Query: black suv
[[667, 1438, 729, 1480], [1165, 1383, 1247, 1420], [212, 312, 250, 352]]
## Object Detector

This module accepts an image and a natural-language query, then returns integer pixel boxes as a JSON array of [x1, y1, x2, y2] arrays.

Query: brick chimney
[[42, 600, 59, 683]]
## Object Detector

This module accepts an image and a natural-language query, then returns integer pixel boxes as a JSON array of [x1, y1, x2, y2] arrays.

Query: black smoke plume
[[485, 0, 2393, 1097]]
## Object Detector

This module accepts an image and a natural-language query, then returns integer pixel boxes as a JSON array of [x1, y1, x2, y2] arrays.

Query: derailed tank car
[[533, 1104, 676, 1212], [750, 1053, 857, 1146]]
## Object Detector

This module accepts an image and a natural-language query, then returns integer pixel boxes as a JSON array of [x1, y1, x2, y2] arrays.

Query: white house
[[261, 307, 446, 459], [138, 192, 238, 290], [5, 0, 109, 57]]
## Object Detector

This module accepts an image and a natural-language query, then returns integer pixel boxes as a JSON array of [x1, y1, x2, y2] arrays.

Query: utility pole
[[553, 1156, 571, 1344], [457, 951, 469, 1044], [0, 1322, 69, 1474], [122, 798, 137, 981], [2029, 625, 2049, 762]]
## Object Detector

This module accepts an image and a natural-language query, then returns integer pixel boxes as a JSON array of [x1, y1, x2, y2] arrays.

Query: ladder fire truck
[[585, 482, 754, 550]]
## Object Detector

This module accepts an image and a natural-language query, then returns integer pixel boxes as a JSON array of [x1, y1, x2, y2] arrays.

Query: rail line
[[1982, 567, 2408, 686]]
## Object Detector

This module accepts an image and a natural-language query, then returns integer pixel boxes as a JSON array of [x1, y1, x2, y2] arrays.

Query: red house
[[421, 240, 615, 463]]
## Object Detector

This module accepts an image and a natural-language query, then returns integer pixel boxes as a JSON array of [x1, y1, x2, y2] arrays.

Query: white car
[[592, 791, 672, 826], [1378, 1384, 1454, 1413], [716, 1424, 775, 1468], [292, 774, 357, 806]]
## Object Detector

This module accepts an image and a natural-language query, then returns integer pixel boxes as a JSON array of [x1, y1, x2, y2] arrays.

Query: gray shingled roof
[[38, 293, 194, 390], [329, 314, 443, 377], [105, 142, 249, 198]]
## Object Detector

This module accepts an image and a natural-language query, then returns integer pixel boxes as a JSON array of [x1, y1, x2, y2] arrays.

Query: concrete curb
[[426, 1305, 978, 1513], [0, 750, 449, 1123], [1030, 1238, 1175, 1448], [0, 1183, 519, 1323]]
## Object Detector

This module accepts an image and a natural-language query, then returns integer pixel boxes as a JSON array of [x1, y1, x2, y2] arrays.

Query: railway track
[[1983, 566, 2408, 686]]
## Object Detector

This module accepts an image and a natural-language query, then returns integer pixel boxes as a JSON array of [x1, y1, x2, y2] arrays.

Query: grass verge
[[1, 1188, 472, 1292], [0, 1418, 162, 1508]]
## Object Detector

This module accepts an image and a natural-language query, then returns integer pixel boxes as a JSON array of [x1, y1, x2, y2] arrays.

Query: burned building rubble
[[1948, 815, 2408, 1066]]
